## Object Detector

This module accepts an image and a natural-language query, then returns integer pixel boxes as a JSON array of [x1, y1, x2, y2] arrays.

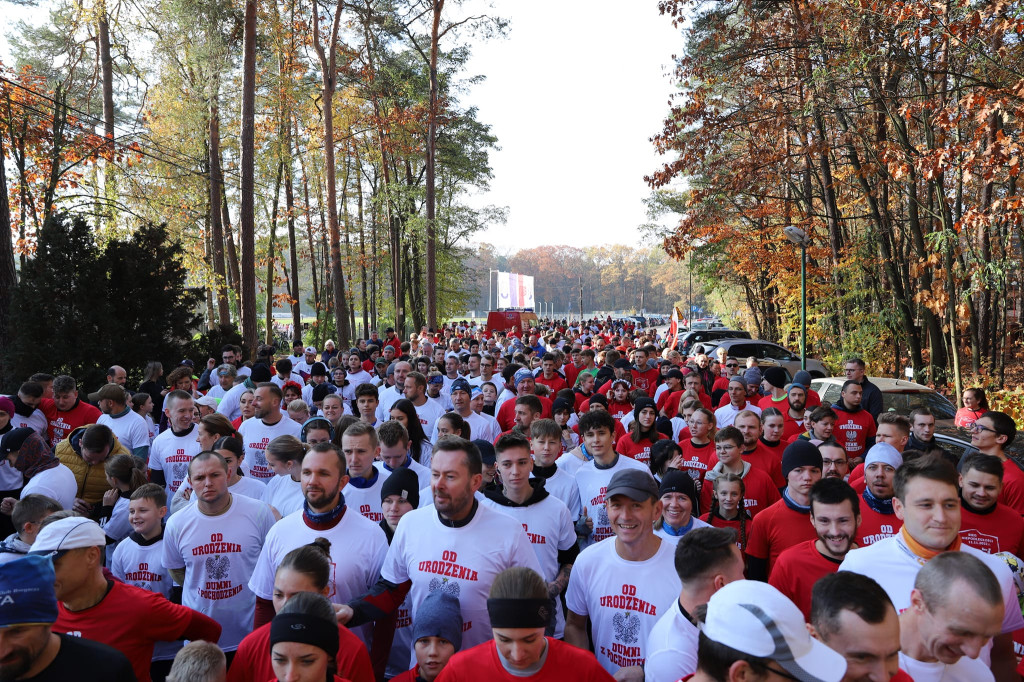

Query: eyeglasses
[[821, 458, 848, 467], [971, 422, 998, 435]]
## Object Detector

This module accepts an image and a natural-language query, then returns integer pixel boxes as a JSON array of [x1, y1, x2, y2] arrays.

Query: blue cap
[[413, 590, 463, 651], [0, 555, 58, 627], [513, 369, 534, 387], [450, 378, 472, 395]]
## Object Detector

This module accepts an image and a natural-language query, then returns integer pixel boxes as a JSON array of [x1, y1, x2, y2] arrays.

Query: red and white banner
[[497, 271, 535, 309]]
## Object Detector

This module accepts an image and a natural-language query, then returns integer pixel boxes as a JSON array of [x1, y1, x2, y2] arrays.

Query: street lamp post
[[783, 226, 809, 371]]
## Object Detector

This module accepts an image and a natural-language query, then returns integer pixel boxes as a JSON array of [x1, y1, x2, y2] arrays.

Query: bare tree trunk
[[208, 91, 231, 324], [0, 129, 16, 386], [265, 158, 284, 346], [424, 0, 444, 331], [355, 151, 368, 338], [221, 186, 242, 320], [311, 0, 351, 347], [286, 125, 301, 343], [238, 0, 258, 356], [97, 0, 115, 229]]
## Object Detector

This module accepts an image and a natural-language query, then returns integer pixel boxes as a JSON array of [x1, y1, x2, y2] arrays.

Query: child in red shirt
[[616, 398, 663, 466]]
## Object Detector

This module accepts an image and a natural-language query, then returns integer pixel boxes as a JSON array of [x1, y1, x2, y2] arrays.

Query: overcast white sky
[[2, 1, 686, 250], [459, 0, 685, 249]]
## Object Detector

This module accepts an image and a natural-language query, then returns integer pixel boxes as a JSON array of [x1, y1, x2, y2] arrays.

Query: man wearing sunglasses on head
[[967, 411, 1023, 515]]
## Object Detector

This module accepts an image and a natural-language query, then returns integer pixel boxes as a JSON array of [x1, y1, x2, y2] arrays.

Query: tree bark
[[286, 123, 301, 343], [208, 91, 231, 324], [424, 0, 444, 331], [0, 128, 15, 386], [265, 158, 284, 346], [238, 0, 258, 355]]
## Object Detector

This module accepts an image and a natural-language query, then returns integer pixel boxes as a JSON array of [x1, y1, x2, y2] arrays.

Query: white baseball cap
[[30, 517, 107, 558], [195, 395, 220, 408], [701, 580, 847, 682]]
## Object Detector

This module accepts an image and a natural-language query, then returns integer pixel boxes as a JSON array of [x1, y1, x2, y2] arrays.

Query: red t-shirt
[[781, 418, 806, 442], [712, 376, 731, 394], [53, 580, 199, 682], [746, 499, 818, 575], [572, 420, 626, 442], [536, 373, 569, 396], [496, 395, 552, 431], [959, 502, 1024, 556], [999, 458, 1024, 515], [679, 440, 715, 487], [574, 391, 591, 413], [631, 367, 660, 397], [657, 389, 684, 418], [436, 637, 614, 682], [564, 363, 581, 388], [832, 407, 876, 460], [768, 539, 843, 620], [855, 501, 901, 547], [805, 389, 822, 408], [616, 434, 662, 466], [757, 394, 789, 412], [607, 400, 633, 422], [41, 398, 101, 447], [229, 621, 373, 682], [699, 467, 781, 520], [742, 443, 784, 488], [701, 512, 751, 552]]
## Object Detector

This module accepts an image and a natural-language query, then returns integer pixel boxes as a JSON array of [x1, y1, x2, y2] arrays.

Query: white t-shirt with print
[[575, 455, 651, 545], [645, 599, 699, 682], [162, 493, 276, 651], [465, 411, 501, 443], [98, 409, 150, 453], [237, 417, 303, 484], [480, 492, 577, 637], [249, 506, 388, 646], [343, 469, 391, 524], [565, 536, 682, 675], [215, 381, 250, 422], [149, 426, 202, 500], [412, 399, 446, 441], [374, 459, 431, 490], [261, 474, 304, 517], [111, 534, 182, 661], [380, 502, 543, 665]]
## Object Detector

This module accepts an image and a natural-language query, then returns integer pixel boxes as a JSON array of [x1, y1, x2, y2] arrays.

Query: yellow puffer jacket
[[55, 426, 131, 504]]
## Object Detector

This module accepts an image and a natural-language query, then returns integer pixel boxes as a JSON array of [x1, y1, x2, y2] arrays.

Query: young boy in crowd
[[530, 419, 582, 520], [0, 494, 62, 564]]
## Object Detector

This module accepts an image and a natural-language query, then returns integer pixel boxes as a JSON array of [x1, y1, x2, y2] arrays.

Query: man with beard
[[854, 443, 904, 547], [832, 381, 877, 466], [337, 436, 541, 667], [745, 440, 823, 581], [249, 441, 388, 648], [5, 381, 47, 436], [769, 478, 862, 619], [0, 554, 135, 681], [783, 383, 809, 442], [237, 383, 302, 484], [820, 441, 850, 481], [958, 453, 1024, 556]]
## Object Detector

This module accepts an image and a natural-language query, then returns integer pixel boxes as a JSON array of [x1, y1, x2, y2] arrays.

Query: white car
[[809, 377, 957, 426]]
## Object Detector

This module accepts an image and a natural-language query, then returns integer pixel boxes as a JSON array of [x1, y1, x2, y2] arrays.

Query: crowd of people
[[0, 317, 1021, 682]]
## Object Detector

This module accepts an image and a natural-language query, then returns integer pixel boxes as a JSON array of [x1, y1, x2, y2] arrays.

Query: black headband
[[486, 598, 552, 629], [270, 613, 339, 659]]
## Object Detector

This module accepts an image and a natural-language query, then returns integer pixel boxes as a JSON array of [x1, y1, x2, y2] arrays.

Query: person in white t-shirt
[[205, 363, 237, 399], [376, 421, 431, 489], [343, 352, 374, 400], [644, 526, 745, 682], [0, 429, 77, 510], [573, 410, 649, 546], [260, 435, 306, 518], [149, 391, 202, 502], [565, 467, 683, 676], [248, 441, 387, 646], [839, 454, 1024, 678], [897, 552, 1003, 682], [336, 436, 543, 665], [341, 421, 390, 523], [436, 378, 500, 444], [93, 384, 150, 460], [237, 383, 302, 484], [162, 451, 276, 652], [654, 470, 711, 543], [377, 361, 411, 420], [714, 376, 762, 428], [483, 432, 579, 638], [170, 435, 267, 514], [405, 372, 445, 439], [529, 419, 582, 520]]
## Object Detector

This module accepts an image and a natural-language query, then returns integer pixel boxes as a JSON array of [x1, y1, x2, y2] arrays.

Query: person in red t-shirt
[[269, 593, 352, 682], [437, 567, 614, 682], [809, 572, 911, 682], [854, 443, 903, 547], [630, 348, 659, 398], [700, 426, 780, 518], [679, 407, 716, 491], [604, 379, 634, 423], [758, 408, 788, 469], [781, 384, 809, 442], [746, 440, 823, 581], [655, 369, 685, 418], [40, 375, 101, 448], [958, 452, 1024, 557], [496, 370, 552, 432], [535, 353, 568, 396], [701, 473, 752, 554], [757, 367, 790, 413], [228, 538, 374, 682], [770, 478, 862, 620], [969, 411, 1024, 515], [831, 381, 876, 466], [34, 517, 221, 682], [616, 398, 663, 466], [734, 410, 784, 488]]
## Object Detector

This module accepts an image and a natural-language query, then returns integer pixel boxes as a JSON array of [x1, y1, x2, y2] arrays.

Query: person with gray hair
[[166, 640, 226, 682], [206, 363, 238, 400], [898, 551, 1005, 681]]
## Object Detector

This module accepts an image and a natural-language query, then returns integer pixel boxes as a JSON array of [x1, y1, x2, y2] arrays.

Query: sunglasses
[[726, 363, 739, 368]]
